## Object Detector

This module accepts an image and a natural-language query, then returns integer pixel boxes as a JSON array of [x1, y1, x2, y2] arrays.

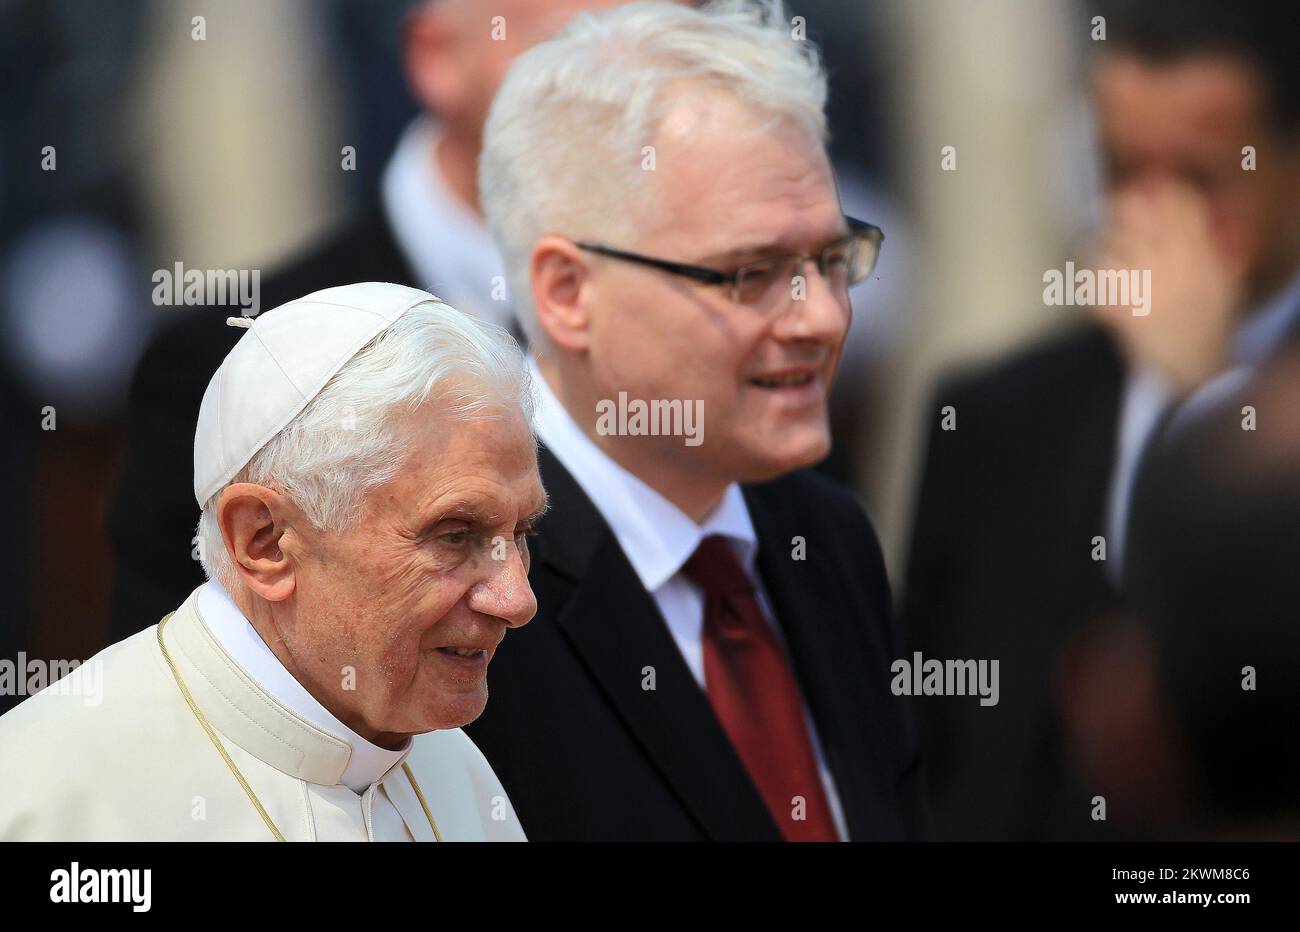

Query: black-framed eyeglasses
[[575, 217, 883, 312]]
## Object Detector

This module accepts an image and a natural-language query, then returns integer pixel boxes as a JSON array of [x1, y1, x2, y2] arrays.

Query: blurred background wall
[[871, 0, 1096, 560]]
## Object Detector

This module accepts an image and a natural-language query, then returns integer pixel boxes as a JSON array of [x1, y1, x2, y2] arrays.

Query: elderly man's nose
[[472, 551, 537, 628]]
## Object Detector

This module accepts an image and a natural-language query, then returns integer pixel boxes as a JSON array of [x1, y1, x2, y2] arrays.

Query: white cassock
[[0, 584, 526, 841]]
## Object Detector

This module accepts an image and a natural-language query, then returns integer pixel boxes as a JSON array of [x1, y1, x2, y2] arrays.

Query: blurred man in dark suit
[[107, 0, 626, 639], [903, 0, 1300, 839], [462, 0, 923, 841], [1061, 353, 1300, 839]]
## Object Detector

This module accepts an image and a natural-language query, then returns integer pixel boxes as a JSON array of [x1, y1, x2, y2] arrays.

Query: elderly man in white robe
[[0, 282, 544, 841]]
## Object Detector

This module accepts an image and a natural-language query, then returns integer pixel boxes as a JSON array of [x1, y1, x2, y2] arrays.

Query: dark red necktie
[[682, 535, 839, 841]]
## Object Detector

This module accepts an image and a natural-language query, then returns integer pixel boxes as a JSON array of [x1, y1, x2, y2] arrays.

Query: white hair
[[197, 302, 534, 591], [478, 0, 828, 345]]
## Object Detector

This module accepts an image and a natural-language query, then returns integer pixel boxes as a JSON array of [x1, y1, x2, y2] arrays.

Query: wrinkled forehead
[[391, 406, 545, 516]]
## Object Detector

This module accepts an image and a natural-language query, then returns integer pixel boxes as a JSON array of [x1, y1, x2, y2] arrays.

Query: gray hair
[[197, 302, 534, 591], [478, 0, 828, 345]]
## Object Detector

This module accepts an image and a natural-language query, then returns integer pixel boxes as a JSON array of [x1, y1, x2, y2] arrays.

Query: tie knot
[[681, 535, 754, 598]]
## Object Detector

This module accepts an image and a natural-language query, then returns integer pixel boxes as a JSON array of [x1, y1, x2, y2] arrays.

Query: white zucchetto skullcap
[[193, 282, 446, 507]]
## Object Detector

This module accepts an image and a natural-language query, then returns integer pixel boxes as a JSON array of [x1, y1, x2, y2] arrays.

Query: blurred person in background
[[463, 0, 924, 841], [106, 0, 630, 640], [903, 0, 1300, 840], [1060, 352, 1300, 840]]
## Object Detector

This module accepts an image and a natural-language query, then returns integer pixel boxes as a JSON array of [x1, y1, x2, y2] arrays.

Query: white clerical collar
[[527, 354, 758, 591], [1234, 263, 1300, 367], [380, 116, 513, 331], [196, 579, 409, 794]]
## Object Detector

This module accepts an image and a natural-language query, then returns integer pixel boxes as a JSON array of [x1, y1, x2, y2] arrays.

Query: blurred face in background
[[404, 0, 632, 150], [564, 90, 850, 493], [1094, 52, 1300, 304]]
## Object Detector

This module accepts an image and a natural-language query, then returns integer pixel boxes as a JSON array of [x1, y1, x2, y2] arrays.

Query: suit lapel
[[1063, 332, 1124, 609], [535, 447, 780, 840], [744, 483, 904, 840]]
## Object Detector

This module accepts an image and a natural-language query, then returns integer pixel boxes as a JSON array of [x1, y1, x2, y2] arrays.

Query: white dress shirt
[[1104, 365, 1175, 578], [381, 116, 513, 331], [1105, 266, 1300, 572], [527, 355, 849, 839]]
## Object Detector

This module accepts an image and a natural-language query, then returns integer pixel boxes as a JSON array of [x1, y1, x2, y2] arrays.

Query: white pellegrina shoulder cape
[[0, 588, 526, 841]]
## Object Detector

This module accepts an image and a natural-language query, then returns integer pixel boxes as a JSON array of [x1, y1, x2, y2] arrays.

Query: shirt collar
[[527, 355, 757, 591], [1234, 263, 1300, 367], [196, 579, 409, 794], [380, 116, 512, 330]]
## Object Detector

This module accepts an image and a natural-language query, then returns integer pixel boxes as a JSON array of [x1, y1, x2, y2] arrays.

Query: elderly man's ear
[[531, 236, 594, 351], [217, 483, 299, 601]]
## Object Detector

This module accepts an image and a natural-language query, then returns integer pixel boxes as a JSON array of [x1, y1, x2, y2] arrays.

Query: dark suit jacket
[[465, 445, 926, 841], [107, 202, 417, 640], [0, 368, 35, 716], [900, 324, 1125, 841]]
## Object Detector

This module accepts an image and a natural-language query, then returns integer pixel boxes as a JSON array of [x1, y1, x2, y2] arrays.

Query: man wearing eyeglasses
[[462, 1, 925, 841]]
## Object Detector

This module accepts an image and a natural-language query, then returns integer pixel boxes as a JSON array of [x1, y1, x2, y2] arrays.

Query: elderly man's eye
[[439, 530, 472, 547], [514, 530, 535, 568]]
